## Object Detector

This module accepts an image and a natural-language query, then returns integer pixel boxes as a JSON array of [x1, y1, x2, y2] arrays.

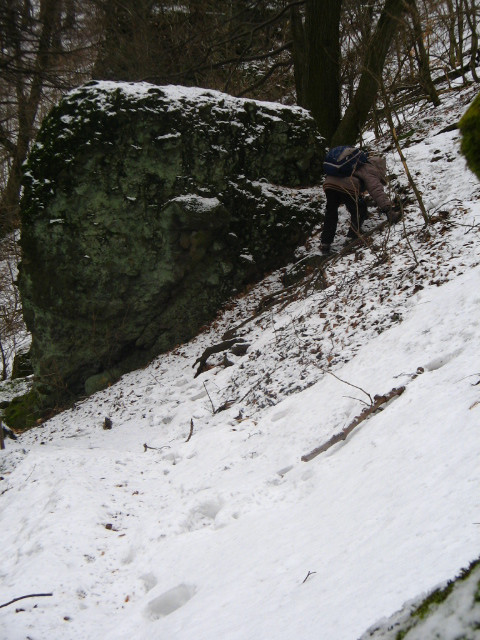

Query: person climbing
[[320, 151, 401, 254]]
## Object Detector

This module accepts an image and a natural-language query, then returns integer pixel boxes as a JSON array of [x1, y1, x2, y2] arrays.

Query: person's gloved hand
[[384, 207, 402, 224]]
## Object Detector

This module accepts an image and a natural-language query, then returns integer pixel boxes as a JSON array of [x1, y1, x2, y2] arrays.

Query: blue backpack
[[323, 146, 369, 177]]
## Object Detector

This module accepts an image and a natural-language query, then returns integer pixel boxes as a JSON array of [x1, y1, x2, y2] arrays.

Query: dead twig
[[327, 371, 373, 405], [343, 394, 371, 408], [185, 419, 194, 443], [203, 382, 216, 414], [0, 593, 53, 609], [301, 386, 405, 462], [302, 571, 317, 584], [396, 198, 420, 267], [380, 83, 430, 224], [143, 443, 170, 452]]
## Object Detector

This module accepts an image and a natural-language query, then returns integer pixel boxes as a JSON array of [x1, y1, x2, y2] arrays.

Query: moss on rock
[[3, 389, 43, 431], [18, 81, 325, 422], [359, 557, 480, 640], [459, 91, 480, 180]]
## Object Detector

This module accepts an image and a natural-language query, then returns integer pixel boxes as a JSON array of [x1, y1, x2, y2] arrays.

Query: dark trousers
[[321, 189, 368, 245]]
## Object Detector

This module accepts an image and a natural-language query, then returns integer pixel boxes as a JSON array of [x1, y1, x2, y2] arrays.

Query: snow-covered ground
[[1, 79, 479, 640]]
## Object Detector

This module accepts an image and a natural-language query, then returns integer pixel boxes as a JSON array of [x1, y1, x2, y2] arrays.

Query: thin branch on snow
[[143, 443, 170, 452], [343, 394, 371, 408], [185, 418, 194, 443], [203, 382, 216, 414], [326, 371, 373, 406], [302, 571, 317, 584], [0, 593, 53, 609]]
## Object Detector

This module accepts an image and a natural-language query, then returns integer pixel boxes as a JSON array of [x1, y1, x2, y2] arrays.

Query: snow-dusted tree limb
[[301, 386, 405, 462]]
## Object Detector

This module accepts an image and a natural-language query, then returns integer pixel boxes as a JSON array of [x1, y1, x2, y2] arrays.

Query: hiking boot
[[320, 243, 331, 255], [346, 228, 361, 240]]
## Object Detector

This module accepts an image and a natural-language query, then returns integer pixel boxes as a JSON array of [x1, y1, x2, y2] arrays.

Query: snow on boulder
[[459, 90, 480, 180], [358, 557, 480, 640], [16, 81, 324, 422]]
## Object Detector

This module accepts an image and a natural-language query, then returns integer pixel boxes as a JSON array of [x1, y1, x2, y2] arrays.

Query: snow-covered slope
[[1, 80, 479, 640]]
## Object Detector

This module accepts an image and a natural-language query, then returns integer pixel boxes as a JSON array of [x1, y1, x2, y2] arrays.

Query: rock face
[[19, 81, 324, 411]]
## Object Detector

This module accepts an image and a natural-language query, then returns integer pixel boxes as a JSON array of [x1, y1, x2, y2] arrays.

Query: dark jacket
[[323, 156, 392, 211]]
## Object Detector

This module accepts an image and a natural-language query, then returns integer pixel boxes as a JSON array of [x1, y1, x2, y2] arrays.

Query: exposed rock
[[359, 557, 480, 639], [16, 81, 324, 420], [11, 349, 33, 379], [459, 91, 480, 180]]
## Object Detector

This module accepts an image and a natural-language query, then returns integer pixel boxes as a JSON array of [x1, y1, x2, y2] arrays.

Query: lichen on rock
[[358, 557, 480, 640], [15, 81, 324, 421], [459, 91, 480, 180]]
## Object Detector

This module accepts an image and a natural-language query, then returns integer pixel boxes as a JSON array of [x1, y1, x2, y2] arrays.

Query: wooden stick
[[185, 418, 194, 443], [301, 386, 405, 462], [0, 593, 53, 609], [203, 382, 216, 414], [302, 571, 317, 584]]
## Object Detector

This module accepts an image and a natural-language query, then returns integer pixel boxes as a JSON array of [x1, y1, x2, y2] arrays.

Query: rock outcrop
[[358, 557, 480, 639], [17, 81, 324, 418], [459, 90, 480, 180]]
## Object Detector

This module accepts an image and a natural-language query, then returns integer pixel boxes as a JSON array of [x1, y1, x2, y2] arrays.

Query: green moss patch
[[19, 81, 325, 413], [459, 91, 480, 180], [2, 389, 43, 431], [360, 557, 480, 639]]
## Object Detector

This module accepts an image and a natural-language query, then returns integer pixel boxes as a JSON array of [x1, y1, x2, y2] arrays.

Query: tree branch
[[301, 386, 405, 462], [0, 593, 53, 609]]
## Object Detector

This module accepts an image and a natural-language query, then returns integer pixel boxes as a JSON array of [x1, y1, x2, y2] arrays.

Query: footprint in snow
[[145, 583, 196, 619], [140, 572, 158, 593], [424, 348, 462, 372], [183, 498, 224, 531], [270, 408, 290, 423]]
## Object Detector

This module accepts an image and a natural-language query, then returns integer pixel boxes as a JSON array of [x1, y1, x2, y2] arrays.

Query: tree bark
[[464, 0, 479, 82], [331, 0, 407, 146], [406, 0, 441, 106], [290, 5, 307, 107], [304, 0, 341, 144], [0, 0, 62, 235]]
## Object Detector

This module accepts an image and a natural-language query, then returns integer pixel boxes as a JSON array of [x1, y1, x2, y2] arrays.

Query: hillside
[[0, 79, 479, 639]]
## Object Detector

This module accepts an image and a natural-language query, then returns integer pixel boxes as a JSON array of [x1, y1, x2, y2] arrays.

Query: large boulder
[[459, 91, 480, 180], [17, 81, 324, 417], [359, 557, 480, 639]]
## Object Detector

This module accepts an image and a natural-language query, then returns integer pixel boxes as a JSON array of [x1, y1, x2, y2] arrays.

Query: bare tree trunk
[[303, 0, 341, 144], [442, 0, 458, 68], [406, 0, 441, 106], [0, 0, 62, 235], [331, 0, 407, 146], [464, 0, 479, 82], [290, 5, 307, 107]]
